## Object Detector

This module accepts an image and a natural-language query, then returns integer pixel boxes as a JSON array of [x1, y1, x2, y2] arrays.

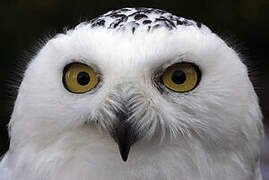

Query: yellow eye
[[63, 63, 99, 93], [162, 63, 201, 92]]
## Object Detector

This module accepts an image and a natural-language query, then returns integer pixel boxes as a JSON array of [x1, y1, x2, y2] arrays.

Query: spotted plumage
[[90, 7, 204, 33]]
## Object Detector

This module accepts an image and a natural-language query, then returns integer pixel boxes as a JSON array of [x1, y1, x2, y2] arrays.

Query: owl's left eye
[[161, 63, 201, 92], [63, 63, 99, 93]]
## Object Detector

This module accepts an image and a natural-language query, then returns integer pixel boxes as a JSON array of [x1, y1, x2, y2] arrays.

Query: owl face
[[10, 8, 261, 162]]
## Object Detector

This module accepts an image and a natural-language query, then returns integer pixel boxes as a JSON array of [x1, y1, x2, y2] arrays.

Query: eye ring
[[63, 63, 99, 94], [161, 62, 201, 92]]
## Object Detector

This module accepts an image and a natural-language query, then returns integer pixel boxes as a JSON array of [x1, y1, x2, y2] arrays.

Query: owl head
[[8, 8, 262, 172]]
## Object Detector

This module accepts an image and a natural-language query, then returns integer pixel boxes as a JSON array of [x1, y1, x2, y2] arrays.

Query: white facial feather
[[2, 7, 264, 180]]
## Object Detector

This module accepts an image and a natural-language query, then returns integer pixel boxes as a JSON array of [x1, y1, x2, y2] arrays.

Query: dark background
[[0, 0, 268, 176]]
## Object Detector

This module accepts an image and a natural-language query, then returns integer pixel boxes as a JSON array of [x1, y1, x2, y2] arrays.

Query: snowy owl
[[0, 7, 264, 180]]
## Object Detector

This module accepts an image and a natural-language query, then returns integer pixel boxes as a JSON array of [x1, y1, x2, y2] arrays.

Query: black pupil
[[171, 70, 186, 84], [77, 72, 90, 86]]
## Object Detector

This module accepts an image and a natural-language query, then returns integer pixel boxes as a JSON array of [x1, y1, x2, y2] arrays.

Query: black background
[[0, 0, 268, 158]]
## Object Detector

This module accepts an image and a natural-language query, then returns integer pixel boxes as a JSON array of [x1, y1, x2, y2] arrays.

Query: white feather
[[1, 8, 264, 180], [0, 154, 9, 180]]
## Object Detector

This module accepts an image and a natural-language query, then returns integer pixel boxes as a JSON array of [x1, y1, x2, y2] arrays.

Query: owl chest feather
[[9, 130, 258, 180]]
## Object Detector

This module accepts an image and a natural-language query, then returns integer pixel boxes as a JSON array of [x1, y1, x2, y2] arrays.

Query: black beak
[[109, 109, 138, 162]]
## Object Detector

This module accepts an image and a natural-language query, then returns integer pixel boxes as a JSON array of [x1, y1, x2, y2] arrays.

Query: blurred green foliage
[[0, 0, 268, 155]]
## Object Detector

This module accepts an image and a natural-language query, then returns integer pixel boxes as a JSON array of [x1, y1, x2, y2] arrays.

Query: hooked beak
[[109, 109, 139, 162]]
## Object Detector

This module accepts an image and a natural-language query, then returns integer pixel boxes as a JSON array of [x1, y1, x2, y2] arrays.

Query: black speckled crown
[[89, 7, 202, 33]]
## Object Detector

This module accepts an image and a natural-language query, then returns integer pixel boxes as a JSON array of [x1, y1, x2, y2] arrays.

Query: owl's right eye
[[63, 63, 99, 93]]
